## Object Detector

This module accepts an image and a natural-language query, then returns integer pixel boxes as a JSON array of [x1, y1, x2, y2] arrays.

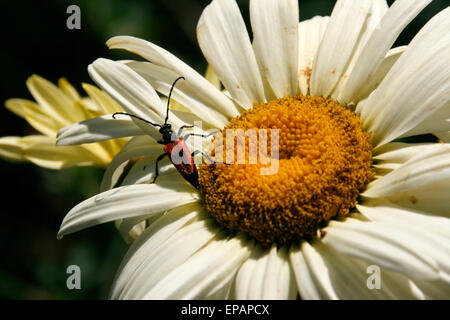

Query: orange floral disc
[[199, 96, 374, 245]]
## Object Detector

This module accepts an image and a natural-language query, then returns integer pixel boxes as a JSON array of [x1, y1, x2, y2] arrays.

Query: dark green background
[[0, 0, 447, 299]]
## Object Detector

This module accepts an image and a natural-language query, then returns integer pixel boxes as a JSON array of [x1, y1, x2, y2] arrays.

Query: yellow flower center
[[199, 96, 374, 245]]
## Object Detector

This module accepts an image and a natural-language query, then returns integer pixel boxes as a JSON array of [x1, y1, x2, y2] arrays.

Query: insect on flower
[[112, 77, 216, 190]]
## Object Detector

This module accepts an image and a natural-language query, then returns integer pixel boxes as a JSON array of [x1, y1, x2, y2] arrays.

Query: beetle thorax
[[159, 124, 174, 143]]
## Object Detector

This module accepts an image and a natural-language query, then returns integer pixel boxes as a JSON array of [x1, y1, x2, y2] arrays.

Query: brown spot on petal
[[303, 67, 312, 88], [409, 195, 418, 204], [146, 104, 159, 115]]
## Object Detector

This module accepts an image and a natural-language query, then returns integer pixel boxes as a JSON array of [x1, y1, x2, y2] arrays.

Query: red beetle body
[[164, 137, 199, 189]]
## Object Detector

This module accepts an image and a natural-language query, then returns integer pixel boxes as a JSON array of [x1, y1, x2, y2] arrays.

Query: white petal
[[170, 109, 205, 128], [232, 245, 263, 299], [289, 243, 322, 299], [310, 0, 373, 97], [233, 244, 296, 299], [297, 241, 338, 299], [373, 162, 402, 176], [311, 242, 375, 299], [197, 0, 265, 108], [124, 61, 229, 128], [120, 219, 221, 299], [107, 36, 240, 119], [413, 275, 450, 299], [378, 273, 426, 299], [331, 0, 389, 101], [261, 245, 296, 300], [312, 241, 419, 299], [337, 0, 432, 104], [111, 203, 206, 299], [323, 218, 440, 280], [372, 142, 437, 161], [357, 200, 450, 277], [89, 58, 165, 120], [250, 0, 299, 98], [204, 281, 233, 300], [297, 16, 329, 96], [122, 155, 176, 186], [100, 136, 163, 191], [56, 114, 144, 146], [204, 65, 221, 90], [401, 103, 450, 138], [363, 144, 450, 217], [358, 199, 450, 233], [359, 7, 450, 147], [377, 180, 450, 218], [88, 58, 176, 138], [125, 223, 224, 299], [354, 46, 406, 103], [372, 142, 436, 175], [116, 217, 148, 244], [58, 182, 199, 238], [290, 239, 419, 299], [142, 234, 252, 299]]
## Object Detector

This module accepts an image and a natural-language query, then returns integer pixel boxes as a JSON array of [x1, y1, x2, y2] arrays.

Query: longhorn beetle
[[112, 76, 218, 190]]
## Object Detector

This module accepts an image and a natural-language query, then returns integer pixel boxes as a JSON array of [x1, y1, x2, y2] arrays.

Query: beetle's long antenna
[[165, 76, 185, 125], [112, 112, 161, 128]]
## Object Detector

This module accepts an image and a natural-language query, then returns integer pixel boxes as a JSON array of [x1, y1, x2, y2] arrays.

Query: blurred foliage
[[0, 0, 447, 299]]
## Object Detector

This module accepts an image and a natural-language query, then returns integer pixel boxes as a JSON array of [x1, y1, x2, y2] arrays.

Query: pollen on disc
[[199, 95, 374, 245]]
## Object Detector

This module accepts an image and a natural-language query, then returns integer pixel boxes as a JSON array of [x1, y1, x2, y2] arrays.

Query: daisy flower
[[57, 0, 449, 299], [0, 75, 128, 169]]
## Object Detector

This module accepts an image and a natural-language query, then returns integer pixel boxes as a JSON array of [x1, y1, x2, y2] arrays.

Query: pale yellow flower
[[0, 75, 128, 169]]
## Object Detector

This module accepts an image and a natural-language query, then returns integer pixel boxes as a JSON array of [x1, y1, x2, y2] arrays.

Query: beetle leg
[[175, 125, 195, 138], [152, 153, 168, 184], [183, 131, 220, 141], [179, 124, 195, 130]]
